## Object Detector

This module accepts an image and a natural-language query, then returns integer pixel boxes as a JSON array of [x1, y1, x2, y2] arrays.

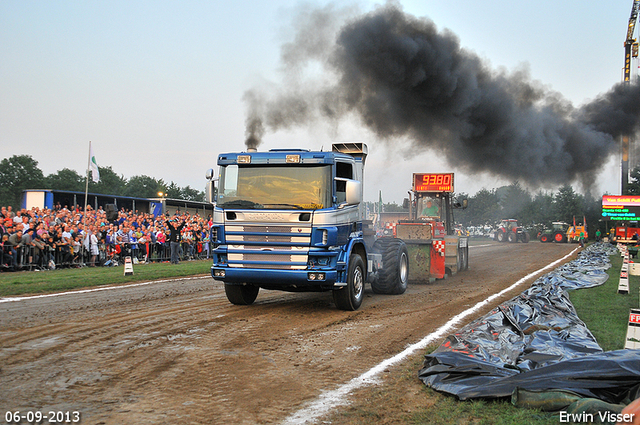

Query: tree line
[[454, 182, 604, 234], [369, 175, 640, 235], [3, 153, 636, 236], [0, 155, 205, 209]]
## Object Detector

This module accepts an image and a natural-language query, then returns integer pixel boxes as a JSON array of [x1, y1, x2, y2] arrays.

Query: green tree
[[465, 188, 501, 226], [527, 191, 556, 226], [45, 168, 84, 191], [89, 166, 127, 195], [381, 201, 406, 212], [124, 175, 164, 198], [554, 184, 583, 223], [180, 185, 205, 202], [500, 181, 532, 221], [0, 155, 45, 209], [583, 192, 604, 238], [165, 181, 182, 199]]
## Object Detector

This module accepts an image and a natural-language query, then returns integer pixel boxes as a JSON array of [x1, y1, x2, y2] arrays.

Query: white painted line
[[0, 275, 210, 304], [282, 247, 580, 425]]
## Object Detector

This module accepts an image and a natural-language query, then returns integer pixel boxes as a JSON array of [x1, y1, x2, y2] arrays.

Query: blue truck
[[205, 143, 410, 310]]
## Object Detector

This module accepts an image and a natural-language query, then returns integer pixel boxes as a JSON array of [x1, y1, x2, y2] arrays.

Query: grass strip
[[569, 252, 639, 351], [0, 260, 212, 297]]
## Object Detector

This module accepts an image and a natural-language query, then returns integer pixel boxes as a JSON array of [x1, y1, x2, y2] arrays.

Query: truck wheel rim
[[399, 252, 408, 283], [354, 267, 364, 298]]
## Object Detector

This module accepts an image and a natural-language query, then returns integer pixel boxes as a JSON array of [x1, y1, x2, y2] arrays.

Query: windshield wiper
[[261, 203, 305, 210], [220, 200, 263, 209]]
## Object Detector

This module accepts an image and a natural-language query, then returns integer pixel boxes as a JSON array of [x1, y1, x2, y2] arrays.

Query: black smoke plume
[[244, 3, 640, 188]]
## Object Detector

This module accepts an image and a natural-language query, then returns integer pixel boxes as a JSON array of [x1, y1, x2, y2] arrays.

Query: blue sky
[[0, 0, 635, 202]]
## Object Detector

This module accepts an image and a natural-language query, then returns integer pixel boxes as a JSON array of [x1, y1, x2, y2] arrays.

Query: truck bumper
[[211, 266, 339, 291]]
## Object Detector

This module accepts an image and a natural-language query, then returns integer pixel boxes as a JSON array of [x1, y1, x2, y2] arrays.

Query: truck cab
[[206, 143, 409, 310]]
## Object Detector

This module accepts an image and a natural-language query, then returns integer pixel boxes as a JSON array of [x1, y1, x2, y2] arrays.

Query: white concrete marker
[[123, 256, 134, 276], [619, 264, 630, 295], [625, 308, 640, 349]]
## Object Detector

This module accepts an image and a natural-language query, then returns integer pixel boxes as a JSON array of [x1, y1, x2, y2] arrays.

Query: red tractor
[[494, 219, 530, 243]]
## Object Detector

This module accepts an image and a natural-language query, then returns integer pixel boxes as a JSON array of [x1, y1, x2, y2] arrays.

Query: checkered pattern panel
[[433, 240, 445, 256]]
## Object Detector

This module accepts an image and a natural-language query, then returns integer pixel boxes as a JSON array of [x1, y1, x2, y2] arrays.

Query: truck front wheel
[[333, 254, 365, 311], [225, 284, 260, 305]]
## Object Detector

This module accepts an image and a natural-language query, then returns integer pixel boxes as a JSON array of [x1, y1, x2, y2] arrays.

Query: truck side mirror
[[205, 168, 218, 204], [402, 198, 409, 209], [205, 181, 216, 204], [345, 180, 362, 206]]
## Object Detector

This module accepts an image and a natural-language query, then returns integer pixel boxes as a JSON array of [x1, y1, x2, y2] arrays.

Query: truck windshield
[[217, 164, 332, 210]]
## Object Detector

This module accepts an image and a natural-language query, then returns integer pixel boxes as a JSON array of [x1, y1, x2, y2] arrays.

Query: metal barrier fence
[[2, 241, 212, 271]]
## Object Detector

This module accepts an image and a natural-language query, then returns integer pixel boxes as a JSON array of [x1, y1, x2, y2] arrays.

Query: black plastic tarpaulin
[[419, 243, 640, 404]]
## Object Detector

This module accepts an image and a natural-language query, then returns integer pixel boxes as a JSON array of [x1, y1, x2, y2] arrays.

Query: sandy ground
[[0, 241, 578, 424]]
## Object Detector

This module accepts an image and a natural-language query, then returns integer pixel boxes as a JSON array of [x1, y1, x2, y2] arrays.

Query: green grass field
[[569, 251, 639, 351], [0, 259, 212, 297]]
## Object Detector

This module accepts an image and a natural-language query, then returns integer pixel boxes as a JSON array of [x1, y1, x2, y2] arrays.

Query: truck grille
[[225, 224, 311, 270]]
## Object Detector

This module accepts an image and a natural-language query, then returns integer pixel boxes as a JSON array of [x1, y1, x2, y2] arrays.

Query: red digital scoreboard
[[413, 173, 454, 193]]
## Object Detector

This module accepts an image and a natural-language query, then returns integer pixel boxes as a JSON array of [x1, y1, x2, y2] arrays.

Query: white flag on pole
[[89, 143, 100, 182]]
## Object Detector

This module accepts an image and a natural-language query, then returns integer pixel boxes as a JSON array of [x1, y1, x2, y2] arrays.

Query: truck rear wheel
[[371, 238, 409, 295], [333, 254, 365, 311], [225, 284, 259, 305]]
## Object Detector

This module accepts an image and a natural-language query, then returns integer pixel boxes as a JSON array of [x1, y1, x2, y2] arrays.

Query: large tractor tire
[[225, 283, 259, 305], [496, 230, 506, 242], [508, 232, 516, 243], [333, 254, 365, 310], [539, 233, 550, 243], [554, 232, 567, 243], [371, 238, 409, 295], [458, 246, 469, 271]]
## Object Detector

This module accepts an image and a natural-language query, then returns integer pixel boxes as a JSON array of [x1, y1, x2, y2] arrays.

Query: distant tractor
[[494, 219, 530, 243], [539, 222, 569, 243], [567, 219, 588, 243]]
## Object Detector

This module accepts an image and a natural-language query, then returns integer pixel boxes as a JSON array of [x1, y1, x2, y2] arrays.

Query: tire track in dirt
[[0, 242, 578, 424]]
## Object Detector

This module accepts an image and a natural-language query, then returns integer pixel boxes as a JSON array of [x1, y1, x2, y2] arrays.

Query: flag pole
[[82, 141, 92, 264]]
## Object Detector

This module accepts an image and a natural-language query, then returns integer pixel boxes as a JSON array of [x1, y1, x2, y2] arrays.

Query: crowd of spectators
[[0, 203, 213, 272]]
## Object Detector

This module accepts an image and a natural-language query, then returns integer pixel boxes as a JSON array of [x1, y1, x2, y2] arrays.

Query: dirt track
[[0, 241, 578, 424]]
